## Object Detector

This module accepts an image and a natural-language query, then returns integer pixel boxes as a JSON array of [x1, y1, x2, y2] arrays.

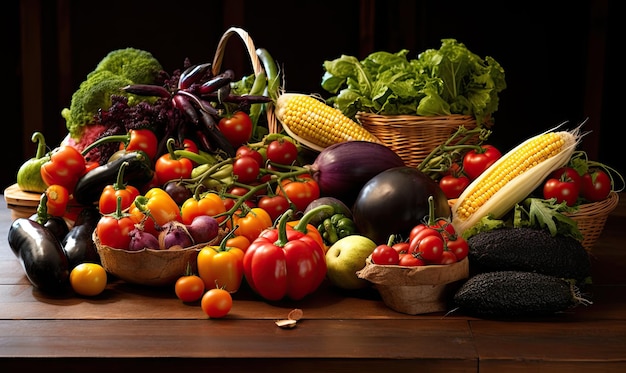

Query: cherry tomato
[[581, 169, 612, 202], [45, 184, 70, 217], [257, 194, 291, 222], [232, 155, 260, 183], [201, 288, 233, 318], [463, 144, 502, 180], [175, 274, 205, 303], [371, 244, 400, 265], [266, 139, 299, 165], [218, 111, 253, 148], [408, 227, 442, 253], [437, 250, 458, 265], [543, 177, 579, 206], [69, 263, 107, 296], [446, 236, 469, 261], [398, 253, 426, 267], [236, 145, 264, 167], [439, 174, 470, 199], [416, 235, 445, 263], [392, 242, 410, 255]]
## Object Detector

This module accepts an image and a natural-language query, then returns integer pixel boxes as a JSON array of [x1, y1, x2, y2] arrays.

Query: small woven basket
[[94, 230, 226, 287], [212, 27, 279, 134], [565, 191, 620, 252], [356, 112, 478, 167]]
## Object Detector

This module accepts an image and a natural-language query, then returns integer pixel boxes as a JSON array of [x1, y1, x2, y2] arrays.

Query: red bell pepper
[[243, 206, 331, 301], [40, 145, 86, 193], [96, 196, 141, 250], [98, 161, 141, 214]]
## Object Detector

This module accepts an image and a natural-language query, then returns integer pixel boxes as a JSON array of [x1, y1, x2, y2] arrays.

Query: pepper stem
[[292, 205, 334, 233], [274, 209, 294, 247]]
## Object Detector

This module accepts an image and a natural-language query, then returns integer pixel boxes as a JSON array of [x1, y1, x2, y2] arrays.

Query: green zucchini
[[453, 271, 590, 318]]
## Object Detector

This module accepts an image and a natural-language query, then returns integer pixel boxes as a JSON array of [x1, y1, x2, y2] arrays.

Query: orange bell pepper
[[130, 187, 181, 229], [197, 231, 244, 293], [229, 207, 273, 243], [180, 192, 227, 225]]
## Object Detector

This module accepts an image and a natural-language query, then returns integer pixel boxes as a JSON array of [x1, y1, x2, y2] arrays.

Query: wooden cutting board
[[3, 183, 41, 219]]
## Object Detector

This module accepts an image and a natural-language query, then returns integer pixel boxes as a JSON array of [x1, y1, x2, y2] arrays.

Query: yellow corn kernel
[[451, 127, 581, 234], [275, 93, 380, 150]]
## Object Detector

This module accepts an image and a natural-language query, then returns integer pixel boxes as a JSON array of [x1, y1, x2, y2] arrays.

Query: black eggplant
[[8, 218, 71, 295], [73, 150, 154, 206], [29, 213, 69, 243], [352, 166, 451, 245], [62, 207, 101, 269]]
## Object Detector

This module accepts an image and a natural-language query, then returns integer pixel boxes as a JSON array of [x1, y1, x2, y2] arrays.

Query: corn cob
[[275, 93, 381, 151], [451, 126, 582, 234]]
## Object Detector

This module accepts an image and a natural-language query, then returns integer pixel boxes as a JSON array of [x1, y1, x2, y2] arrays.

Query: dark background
[[6, 0, 621, 191]]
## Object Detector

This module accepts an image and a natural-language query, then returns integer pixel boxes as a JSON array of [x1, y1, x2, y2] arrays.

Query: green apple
[[325, 235, 377, 290]]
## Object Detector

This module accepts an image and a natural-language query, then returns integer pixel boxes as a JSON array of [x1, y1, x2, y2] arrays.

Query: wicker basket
[[211, 27, 279, 134], [356, 112, 478, 167], [565, 191, 620, 252], [94, 230, 226, 287]]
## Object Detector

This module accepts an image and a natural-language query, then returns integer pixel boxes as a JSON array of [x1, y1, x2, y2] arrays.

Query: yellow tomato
[[70, 263, 107, 296]]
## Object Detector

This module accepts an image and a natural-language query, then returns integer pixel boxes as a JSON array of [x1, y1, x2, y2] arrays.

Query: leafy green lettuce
[[321, 39, 506, 127]]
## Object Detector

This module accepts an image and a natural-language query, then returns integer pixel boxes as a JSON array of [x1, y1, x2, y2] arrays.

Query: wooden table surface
[[1, 193, 625, 373]]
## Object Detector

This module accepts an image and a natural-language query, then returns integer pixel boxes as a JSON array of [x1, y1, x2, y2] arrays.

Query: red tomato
[[398, 253, 426, 267], [439, 174, 470, 199], [155, 153, 194, 185], [218, 111, 253, 148], [437, 250, 458, 265], [257, 195, 291, 222], [371, 244, 400, 265], [266, 139, 299, 165], [408, 227, 442, 253], [416, 235, 445, 263], [232, 155, 260, 184], [175, 274, 205, 303], [581, 169, 612, 202], [392, 242, 410, 255], [276, 174, 320, 213], [463, 144, 502, 180], [236, 145, 264, 167], [201, 288, 233, 318], [550, 166, 582, 188], [543, 178, 579, 206], [446, 236, 469, 261]]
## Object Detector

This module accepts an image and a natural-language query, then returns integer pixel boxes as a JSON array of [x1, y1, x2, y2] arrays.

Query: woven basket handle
[[212, 27, 263, 76], [211, 27, 278, 133]]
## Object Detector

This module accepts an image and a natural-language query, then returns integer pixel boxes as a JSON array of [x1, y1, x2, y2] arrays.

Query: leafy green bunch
[[321, 39, 507, 128]]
